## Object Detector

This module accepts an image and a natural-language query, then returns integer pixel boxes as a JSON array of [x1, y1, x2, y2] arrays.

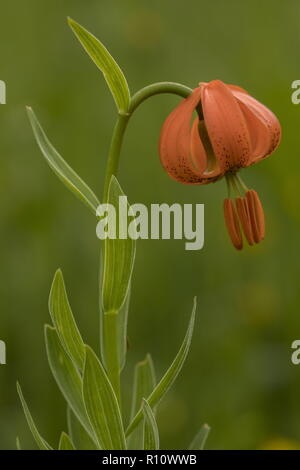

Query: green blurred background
[[0, 0, 299, 450]]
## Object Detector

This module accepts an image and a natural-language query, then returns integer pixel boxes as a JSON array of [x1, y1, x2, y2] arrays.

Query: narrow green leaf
[[16, 437, 21, 450], [49, 269, 85, 371], [27, 107, 100, 214], [82, 345, 126, 450], [59, 432, 76, 450], [67, 406, 98, 450], [17, 382, 52, 450], [142, 399, 160, 450], [189, 424, 211, 450], [101, 176, 136, 314], [44, 326, 96, 444], [128, 354, 156, 450], [126, 298, 197, 437], [68, 18, 130, 113]]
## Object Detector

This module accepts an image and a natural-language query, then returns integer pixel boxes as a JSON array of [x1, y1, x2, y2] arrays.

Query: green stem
[[103, 311, 121, 404], [129, 82, 193, 114], [103, 113, 130, 201], [102, 82, 193, 201], [101, 81, 193, 405]]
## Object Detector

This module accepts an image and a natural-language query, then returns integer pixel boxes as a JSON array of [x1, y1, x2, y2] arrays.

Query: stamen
[[235, 197, 254, 245], [246, 190, 265, 242], [235, 173, 249, 193], [225, 173, 243, 198], [223, 199, 243, 250], [223, 177, 265, 249]]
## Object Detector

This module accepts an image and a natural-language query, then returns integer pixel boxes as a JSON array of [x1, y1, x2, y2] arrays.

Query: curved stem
[[129, 82, 193, 114], [102, 82, 193, 201], [103, 113, 130, 201]]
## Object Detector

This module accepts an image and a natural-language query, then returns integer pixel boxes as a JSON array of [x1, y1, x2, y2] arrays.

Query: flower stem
[[103, 113, 130, 201], [102, 82, 193, 201], [129, 82, 193, 114]]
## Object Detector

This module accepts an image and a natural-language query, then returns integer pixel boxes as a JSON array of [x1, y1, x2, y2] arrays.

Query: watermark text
[[96, 197, 204, 251]]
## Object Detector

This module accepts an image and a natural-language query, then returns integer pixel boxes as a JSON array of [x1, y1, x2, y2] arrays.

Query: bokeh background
[[0, 0, 299, 450]]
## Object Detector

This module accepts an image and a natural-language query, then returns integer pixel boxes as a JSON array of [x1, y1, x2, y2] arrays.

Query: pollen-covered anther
[[245, 190, 265, 243], [223, 199, 243, 250], [235, 196, 254, 246]]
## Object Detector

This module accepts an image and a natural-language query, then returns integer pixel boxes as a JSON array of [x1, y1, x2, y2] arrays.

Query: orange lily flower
[[159, 80, 281, 250]]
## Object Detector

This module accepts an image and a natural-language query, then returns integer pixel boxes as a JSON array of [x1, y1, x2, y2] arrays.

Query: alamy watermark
[[291, 340, 300, 365], [96, 197, 204, 251], [0, 340, 6, 365], [0, 80, 6, 104]]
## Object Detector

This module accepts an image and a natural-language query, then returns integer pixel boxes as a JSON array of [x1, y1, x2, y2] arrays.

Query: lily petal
[[226, 84, 249, 95], [201, 80, 252, 170], [159, 88, 208, 184], [190, 118, 223, 182], [230, 88, 281, 164]]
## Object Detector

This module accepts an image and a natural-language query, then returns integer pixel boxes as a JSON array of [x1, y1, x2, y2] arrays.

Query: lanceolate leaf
[[126, 298, 197, 437], [101, 176, 136, 314], [188, 424, 211, 450], [142, 399, 160, 450], [68, 18, 130, 113], [17, 382, 52, 450], [58, 432, 76, 450], [82, 345, 126, 450], [44, 326, 96, 443], [67, 406, 98, 450], [49, 269, 85, 371], [27, 107, 100, 214], [128, 354, 156, 450]]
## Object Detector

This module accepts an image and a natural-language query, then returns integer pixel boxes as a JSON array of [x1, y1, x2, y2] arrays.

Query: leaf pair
[[46, 330, 126, 449], [27, 13, 131, 214], [18, 291, 201, 450], [47, 271, 127, 449], [18, 269, 127, 450]]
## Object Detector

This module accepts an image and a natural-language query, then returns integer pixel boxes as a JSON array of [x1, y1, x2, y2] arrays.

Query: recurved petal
[[159, 87, 207, 184], [230, 88, 281, 164], [201, 80, 252, 171], [190, 117, 223, 181], [224, 199, 243, 250], [227, 84, 249, 95]]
